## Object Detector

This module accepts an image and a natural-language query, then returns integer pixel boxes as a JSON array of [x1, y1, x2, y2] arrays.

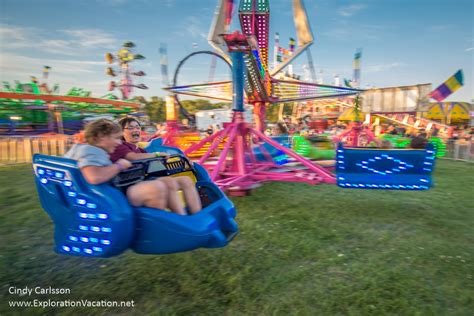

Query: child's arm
[[81, 159, 132, 185], [124, 152, 168, 161]]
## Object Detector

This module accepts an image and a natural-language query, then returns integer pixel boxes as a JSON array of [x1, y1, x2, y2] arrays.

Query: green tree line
[[135, 96, 295, 123]]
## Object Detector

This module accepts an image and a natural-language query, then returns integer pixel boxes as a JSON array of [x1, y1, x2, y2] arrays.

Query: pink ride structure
[[182, 31, 335, 195], [333, 96, 378, 147], [166, 0, 363, 194]]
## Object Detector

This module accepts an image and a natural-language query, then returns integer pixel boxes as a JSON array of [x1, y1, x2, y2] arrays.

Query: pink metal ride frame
[[336, 121, 378, 147], [184, 32, 335, 195]]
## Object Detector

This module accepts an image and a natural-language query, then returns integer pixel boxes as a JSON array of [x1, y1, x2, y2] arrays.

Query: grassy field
[[0, 159, 473, 315]]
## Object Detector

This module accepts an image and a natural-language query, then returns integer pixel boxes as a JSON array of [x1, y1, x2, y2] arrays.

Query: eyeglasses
[[124, 126, 141, 130]]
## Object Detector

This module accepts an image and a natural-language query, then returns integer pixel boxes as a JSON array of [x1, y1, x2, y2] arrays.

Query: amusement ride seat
[[336, 143, 436, 190], [32, 141, 238, 258]]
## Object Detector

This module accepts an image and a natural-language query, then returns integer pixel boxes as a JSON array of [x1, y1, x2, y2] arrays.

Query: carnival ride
[[330, 89, 439, 190], [378, 134, 446, 157], [292, 134, 336, 160], [332, 96, 378, 147], [105, 41, 148, 100], [153, 46, 231, 157], [0, 80, 139, 135], [336, 143, 436, 190], [33, 139, 238, 257], [157, 0, 452, 193], [162, 0, 369, 194], [179, 31, 339, 194]]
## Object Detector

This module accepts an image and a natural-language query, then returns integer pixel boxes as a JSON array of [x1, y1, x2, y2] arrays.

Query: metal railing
[[444, 140, 474, 162]]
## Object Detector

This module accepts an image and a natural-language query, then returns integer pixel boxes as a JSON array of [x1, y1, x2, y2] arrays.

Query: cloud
[[0, 25, 38, 49], [176, 16, 207, 39], [465, 47, 474, 52], [337, 4, 367, 17], [98, 0, 129, 6], [322, 24, 382, 41], [40, 40, 79, 56], [428, 25, 453, 32], [0, 53, 166, 97], [0, 53, 105, 79], [365, 62, 404, 73], [62, 29, 118, 48], [0, 24, 119, 56], [165, 0, 175, 7], [0, 53, 113, 96]]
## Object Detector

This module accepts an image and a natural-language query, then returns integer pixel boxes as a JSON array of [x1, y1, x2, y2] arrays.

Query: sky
[[1, 0, 473, 103]]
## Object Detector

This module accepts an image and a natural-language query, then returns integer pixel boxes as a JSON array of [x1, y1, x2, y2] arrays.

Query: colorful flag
[[352, 49, 362, 88], [429, 69, 464, 101], [43, 66, 51, 79], [274, 32, 280, 66], [289, 38, 295, 52]]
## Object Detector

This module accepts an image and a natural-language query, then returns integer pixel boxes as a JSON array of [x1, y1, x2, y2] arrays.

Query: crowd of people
[[65, 116, 471, 216], [263, 116, 473, 149]]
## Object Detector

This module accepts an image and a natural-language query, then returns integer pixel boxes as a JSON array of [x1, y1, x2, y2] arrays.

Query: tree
[[139, 97, 229, 123], [142, 96, 166, 122], [178, 99, 228, 121]]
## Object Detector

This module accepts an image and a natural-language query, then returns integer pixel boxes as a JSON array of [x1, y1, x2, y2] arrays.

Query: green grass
[[0, 160, 473, 315]]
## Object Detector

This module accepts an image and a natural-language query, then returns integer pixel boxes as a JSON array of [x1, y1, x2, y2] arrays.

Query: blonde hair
[[84, 119, 121, 144]]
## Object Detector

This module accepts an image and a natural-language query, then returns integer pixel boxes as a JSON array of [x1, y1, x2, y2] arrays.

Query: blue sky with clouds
[[1, 0, 473, 102]]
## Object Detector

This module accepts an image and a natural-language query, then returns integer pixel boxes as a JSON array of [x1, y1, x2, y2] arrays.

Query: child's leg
[[158, 177, 187, 215], [174, 176, 202, 214], [127, 181, 168, 210]]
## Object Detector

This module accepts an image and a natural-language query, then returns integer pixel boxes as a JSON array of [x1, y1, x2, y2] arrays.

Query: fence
[[444, 140, 474, 162], [0, 135, 472, 165], [0, 135, 75, 165]]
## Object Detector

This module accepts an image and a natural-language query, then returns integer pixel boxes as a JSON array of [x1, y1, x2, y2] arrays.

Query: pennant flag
[[353, 49, 362, 66], [352, 48, 362, 88], [429, 69, 464, 101], [43, 66, 51, 79], [289, 38, 295, 52], [344, 78, 352, 88]]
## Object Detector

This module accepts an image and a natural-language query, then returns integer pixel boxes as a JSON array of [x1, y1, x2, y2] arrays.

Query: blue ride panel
[[132, 181, 237, 254], [254, 135, 290, 165], [33, 154, 238, 258], [33, 155, 135, 257], [336, 143, 436, 190]]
